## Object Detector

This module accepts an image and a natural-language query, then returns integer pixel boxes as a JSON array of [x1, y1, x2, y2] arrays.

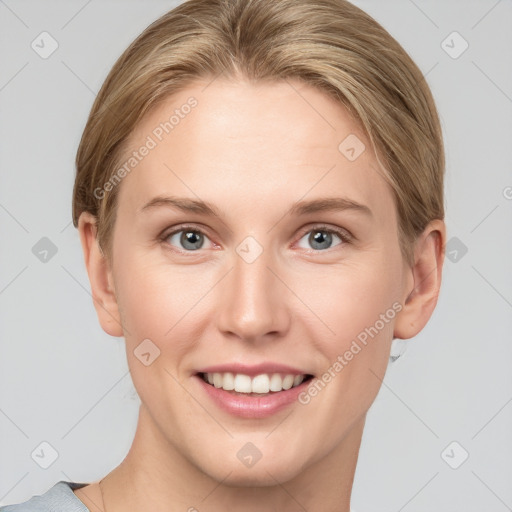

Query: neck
[[100, 404, 364, 512]]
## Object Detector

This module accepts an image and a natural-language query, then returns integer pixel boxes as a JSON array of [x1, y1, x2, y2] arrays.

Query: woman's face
[[102, 78, 414, 484]]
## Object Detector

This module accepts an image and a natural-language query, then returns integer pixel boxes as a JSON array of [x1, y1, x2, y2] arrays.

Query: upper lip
[[196, 362, 312, 377]]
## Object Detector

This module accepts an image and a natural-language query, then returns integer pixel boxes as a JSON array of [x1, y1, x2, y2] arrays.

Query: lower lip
[[194, 375, 311, 419]]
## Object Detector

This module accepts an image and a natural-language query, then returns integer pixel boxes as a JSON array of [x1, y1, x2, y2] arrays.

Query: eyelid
[[159, 223, 216, 252], [295, 223, 353, 245], [161, 223, 211, 239]]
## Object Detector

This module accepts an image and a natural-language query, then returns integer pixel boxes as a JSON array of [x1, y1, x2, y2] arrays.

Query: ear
[[77, 212, 124, 337], [393, 219, 446, 339]]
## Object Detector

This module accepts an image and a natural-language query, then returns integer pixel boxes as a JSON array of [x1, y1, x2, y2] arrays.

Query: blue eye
[[297, 226, 348, 251], [164, 227, 213, 251], [161, 224, 351, 253]]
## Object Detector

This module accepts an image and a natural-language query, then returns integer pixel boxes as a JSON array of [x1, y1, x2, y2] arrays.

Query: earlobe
[[393, 219, 446, 340], [77, 212, 124, 337]]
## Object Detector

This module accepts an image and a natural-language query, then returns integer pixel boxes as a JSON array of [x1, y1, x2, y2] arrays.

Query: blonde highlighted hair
[[72, 0, 444, 265]]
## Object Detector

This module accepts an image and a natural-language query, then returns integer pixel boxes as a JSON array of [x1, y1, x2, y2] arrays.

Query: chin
[[210, 462, 305, 488], [193, 444, 311, 487]]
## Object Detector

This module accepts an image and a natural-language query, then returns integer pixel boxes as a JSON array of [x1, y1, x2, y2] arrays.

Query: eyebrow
[[139, 195, 372, 218]]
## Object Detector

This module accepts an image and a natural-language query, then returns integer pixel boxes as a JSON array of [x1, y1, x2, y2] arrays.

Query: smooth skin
[[75, 77, 445, 512]]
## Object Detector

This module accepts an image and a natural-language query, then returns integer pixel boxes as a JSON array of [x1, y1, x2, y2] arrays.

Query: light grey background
[[1, 1, 511, 510]]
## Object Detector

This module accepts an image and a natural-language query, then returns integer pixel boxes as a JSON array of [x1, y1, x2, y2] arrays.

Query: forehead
[[116, 77, 395, 222]]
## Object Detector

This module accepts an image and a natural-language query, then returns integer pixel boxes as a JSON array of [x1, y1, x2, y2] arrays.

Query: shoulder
[[0, 481, 90, 512]]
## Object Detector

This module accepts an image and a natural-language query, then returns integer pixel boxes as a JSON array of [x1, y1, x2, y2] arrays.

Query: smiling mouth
[[198, 372, 314, 396]]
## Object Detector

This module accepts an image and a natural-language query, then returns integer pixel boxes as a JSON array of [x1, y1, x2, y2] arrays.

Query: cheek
[[112, 251, 223, 395], [302, 256, 401, 349], [320, 254, 401, 397], [300, 251, 402, 410], [115, 252, 208, 337], [113, 256, 202, 406], [296, 262, 399, 436]]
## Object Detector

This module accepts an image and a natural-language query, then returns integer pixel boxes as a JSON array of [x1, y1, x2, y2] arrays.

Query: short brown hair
[[72, 0, 444, 266]]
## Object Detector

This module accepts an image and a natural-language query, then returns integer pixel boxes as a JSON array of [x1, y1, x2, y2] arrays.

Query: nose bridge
[[216, 236, 289, 340]]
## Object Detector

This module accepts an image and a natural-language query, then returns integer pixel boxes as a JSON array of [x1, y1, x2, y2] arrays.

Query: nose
[[216, 240, 291, 343]]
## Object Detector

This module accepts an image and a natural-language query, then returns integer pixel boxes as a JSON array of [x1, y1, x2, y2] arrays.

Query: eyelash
[[159, 223, 353, 254]]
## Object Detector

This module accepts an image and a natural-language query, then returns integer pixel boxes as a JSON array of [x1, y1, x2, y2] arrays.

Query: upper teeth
[[202, 372, 305, 393]]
